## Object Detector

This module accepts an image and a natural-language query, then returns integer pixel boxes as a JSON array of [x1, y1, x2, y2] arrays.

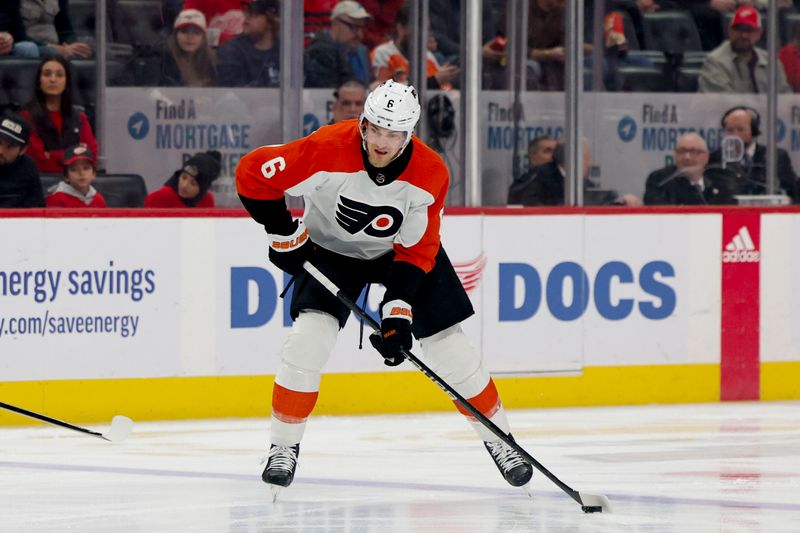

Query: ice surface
[[1, 402, 799, 532]]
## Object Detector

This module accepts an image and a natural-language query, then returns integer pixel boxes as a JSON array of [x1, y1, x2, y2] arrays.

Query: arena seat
[[0, 59, 39, 113], [782, 11, 800, 45], [93, 174, 149, 207], [642, 11, 703, 53], [40, 174, 148, 208], [70, 60, 97, 109], [39, 174, 62, 196], [676, 67, 701, 92], [112, 0, 166, 47], [69, 0, 96, 38], [618, 65, 664, 92]]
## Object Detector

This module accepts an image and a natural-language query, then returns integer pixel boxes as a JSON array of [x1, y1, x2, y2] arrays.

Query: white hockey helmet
[[360, 80, 421, 149]]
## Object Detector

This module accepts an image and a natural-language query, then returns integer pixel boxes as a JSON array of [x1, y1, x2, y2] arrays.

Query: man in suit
[[709, 106, 798, 202], [508, 139, 640, 206], [645, 132, 737, 206]]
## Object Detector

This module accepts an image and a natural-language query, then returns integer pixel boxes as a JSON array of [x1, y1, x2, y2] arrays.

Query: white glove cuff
[[269, 220, 308, 253], [382, 299, 413, 322]]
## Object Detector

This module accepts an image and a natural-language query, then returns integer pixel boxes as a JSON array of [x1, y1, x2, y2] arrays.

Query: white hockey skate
[[262, 443, 299, 502]]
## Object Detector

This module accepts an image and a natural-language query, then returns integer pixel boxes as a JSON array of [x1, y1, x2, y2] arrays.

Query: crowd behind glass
[[1, 0, 799, 208]]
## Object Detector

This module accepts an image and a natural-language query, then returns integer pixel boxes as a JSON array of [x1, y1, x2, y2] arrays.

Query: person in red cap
[[45, 144, 106, 208], [698, 5, 790, 93]]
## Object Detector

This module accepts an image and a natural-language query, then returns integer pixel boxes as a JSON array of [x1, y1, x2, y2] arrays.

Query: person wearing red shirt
[[145, 150, 221, 207], [45, 144, 106, 207], [21, 56, 98, 174], [779, 29, 800, 93]]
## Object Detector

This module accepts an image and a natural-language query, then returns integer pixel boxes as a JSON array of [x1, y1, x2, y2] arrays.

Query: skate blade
[[270, 485, 282, 503], [521, 483, 534, 499]]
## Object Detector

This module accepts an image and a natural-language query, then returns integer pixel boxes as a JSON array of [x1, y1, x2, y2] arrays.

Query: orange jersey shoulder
[[236, 120, 363, 200]]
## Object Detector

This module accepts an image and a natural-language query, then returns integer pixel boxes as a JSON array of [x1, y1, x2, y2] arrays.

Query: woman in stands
[[136, 9, 217, 87], [21, 55, 97, 174], [145, 150, 221, 208]]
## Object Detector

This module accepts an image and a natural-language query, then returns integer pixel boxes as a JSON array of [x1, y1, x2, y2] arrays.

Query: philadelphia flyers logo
[[336, 196, 403, 238]]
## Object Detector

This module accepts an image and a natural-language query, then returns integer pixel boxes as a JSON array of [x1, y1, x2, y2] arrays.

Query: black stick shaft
[[0, 401, 109, 441], [302, 262, 583, 507]]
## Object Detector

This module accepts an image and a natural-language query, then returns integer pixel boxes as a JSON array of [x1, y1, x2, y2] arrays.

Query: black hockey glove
[[371, 299, 413, 366], [267, 219, 313, 276]]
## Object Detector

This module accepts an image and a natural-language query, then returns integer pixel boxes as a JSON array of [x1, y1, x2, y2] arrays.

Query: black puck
[[581, 505, 602, 513]]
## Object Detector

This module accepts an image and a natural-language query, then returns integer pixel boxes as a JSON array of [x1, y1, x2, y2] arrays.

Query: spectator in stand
[[217, 0, 280, 87], [330, 78, 367, 124], [430, 0, 507, 89], [304, 0, 338, 46], [182, 0, 246, 47], [507, 135, 557, 204], [371, 3, 458, 89], [528, 135, 558, 168], [709, 106, 798, 202], [527, 0, 568, 91], [0, 0, 39, 58], [698, 6, 791, 93], [657, 1, 793, 52], [21, 56, 97, 174], [508, 139, 640, 206], [644, 132, 736, 205], [45, 144, 105, 207], [360, 0, 404, 49], [305, 1, 374, 87], [145, 151, 221, 208], [20, 0, 91, 59], [133, 9, 217, 87], [779, 19, 800, 93], [0, 113, 45, 208]]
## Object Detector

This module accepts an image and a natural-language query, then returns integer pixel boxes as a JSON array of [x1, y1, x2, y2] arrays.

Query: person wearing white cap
[[133, 9, 217, 87], [304, 0, 374, 87]]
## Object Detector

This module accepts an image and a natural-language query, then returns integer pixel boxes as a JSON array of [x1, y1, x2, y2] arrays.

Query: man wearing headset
[[709, 106, 798, 202], [235, 81, 533, 495]]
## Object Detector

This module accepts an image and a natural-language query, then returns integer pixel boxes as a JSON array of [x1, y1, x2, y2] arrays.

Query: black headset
[[721, 106, 761, 137], [427, 93, 455, 139]]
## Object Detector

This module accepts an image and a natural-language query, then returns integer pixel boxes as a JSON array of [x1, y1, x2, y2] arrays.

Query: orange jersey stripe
[[272, 383, 319, 424], [453, 379, 501, 419]]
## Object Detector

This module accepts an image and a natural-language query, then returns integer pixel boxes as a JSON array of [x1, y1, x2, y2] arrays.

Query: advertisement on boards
[[1, 214, 727, 382]]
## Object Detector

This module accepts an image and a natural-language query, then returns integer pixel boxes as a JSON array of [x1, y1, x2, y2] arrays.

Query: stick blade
[[578, 492, 612, 513], [105, 415, 134, 443]]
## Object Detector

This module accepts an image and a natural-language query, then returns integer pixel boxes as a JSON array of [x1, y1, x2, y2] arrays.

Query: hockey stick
[[0, 401, 133, 443], [303, 261, 611, 513]]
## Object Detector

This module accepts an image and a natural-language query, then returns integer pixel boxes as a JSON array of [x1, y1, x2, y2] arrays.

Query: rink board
[[0, 208, 799, 424]]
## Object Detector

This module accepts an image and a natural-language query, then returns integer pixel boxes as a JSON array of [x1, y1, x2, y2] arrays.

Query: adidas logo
[[722, 226, 760, 263]]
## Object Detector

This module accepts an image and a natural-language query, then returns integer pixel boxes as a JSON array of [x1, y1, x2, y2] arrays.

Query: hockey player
[[235, 80, 533, 495]]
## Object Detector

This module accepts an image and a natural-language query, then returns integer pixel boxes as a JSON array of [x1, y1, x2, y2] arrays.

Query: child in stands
[[45, 144, 106, 207]]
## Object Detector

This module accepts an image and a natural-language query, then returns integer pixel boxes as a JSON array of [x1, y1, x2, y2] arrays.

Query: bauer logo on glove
[[267, 220, 314, 275]]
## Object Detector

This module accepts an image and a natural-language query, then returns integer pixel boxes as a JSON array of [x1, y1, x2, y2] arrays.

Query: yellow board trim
[[0, 364, 729, 427], [761, 361, 800, 400]]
